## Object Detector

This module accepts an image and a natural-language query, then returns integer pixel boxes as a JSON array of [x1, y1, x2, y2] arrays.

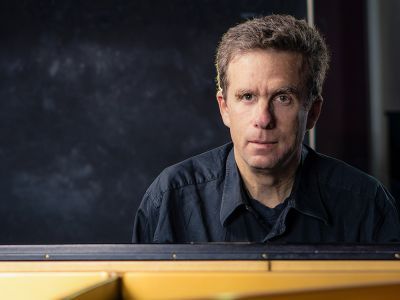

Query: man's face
[[217, 49, 322, 174]]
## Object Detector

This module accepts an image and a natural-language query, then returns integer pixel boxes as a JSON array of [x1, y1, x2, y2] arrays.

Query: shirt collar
[[219, 144, 330, 226], [220, 146, 244, 226]]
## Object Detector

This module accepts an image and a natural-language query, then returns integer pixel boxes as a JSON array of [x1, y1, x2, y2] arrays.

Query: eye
[[275, 94, 291, 104], [241, 93, 254, 101]]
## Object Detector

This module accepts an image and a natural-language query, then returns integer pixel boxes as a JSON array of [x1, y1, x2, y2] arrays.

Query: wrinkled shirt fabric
[[132, 143, 400, 243]]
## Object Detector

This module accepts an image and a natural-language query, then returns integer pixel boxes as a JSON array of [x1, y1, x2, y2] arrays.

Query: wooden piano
[[0, 244, 399, 299]]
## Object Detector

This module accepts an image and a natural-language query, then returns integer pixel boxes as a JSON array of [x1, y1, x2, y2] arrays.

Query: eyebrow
[[234, 89, 255, 97], [273, 86, 301, 97], [234, 86, 302, 98]]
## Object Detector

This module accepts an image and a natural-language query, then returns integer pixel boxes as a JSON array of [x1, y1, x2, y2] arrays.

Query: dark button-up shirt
[[132, 143, 400, 243]]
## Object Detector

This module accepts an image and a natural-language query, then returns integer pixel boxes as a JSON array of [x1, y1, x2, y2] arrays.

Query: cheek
[[297, 111, 309, 132], [278, 111, 307, 139], [228, 110, 250, 141], [229, 117, 245, 137], [292, 113, 308, 142]]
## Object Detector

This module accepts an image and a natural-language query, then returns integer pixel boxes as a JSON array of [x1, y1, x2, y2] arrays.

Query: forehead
[[226, 49, 307, 91]]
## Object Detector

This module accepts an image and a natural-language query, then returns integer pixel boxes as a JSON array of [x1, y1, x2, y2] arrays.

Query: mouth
[[248, 140, 278, 151], [249, 140, 278, 145]]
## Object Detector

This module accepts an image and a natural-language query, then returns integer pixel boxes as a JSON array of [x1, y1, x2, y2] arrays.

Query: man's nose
[[254, 101, 275, 129]]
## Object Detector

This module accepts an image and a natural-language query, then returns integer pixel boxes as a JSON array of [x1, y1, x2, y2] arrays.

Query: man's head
[[216, 14, 329, 105], [215, 15, 329, 176]]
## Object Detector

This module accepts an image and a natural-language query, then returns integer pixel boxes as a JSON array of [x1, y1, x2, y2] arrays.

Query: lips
[[249, 140, 277, 144]]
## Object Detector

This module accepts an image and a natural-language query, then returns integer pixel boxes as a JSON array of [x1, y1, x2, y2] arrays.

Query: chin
[[247, 156, 279, 171]]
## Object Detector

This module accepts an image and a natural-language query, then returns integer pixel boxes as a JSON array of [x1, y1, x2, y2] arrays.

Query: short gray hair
[[215, 14, 330, 104]]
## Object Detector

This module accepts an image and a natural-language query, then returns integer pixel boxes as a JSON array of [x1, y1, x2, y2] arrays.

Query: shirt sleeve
[[132, 207, 150, 243], [132, 192, 158, 243], [373, 184, 400, 243]]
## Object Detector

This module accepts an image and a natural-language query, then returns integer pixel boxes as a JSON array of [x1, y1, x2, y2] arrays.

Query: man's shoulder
[[146, 143, 233, 197], [306, 146, 383, 197]]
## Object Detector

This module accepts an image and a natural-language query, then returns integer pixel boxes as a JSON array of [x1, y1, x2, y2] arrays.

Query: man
[[132, 15, 400, 243]]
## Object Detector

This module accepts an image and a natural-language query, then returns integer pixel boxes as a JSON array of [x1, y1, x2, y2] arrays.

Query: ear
[[217, 90, 231, 128], [306, 96, 323, 130]]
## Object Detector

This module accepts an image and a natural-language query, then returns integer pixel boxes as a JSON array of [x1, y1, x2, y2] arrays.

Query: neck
[[236, 151, 301, 208]]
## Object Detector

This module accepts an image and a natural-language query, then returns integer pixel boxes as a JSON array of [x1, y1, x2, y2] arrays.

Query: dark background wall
[[0, 0, 306, 243], [315, 0, 370, 173], [316, 0, 400, 205]]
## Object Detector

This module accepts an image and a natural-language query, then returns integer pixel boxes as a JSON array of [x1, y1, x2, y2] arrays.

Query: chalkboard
[[0, 0, 307, 243]]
